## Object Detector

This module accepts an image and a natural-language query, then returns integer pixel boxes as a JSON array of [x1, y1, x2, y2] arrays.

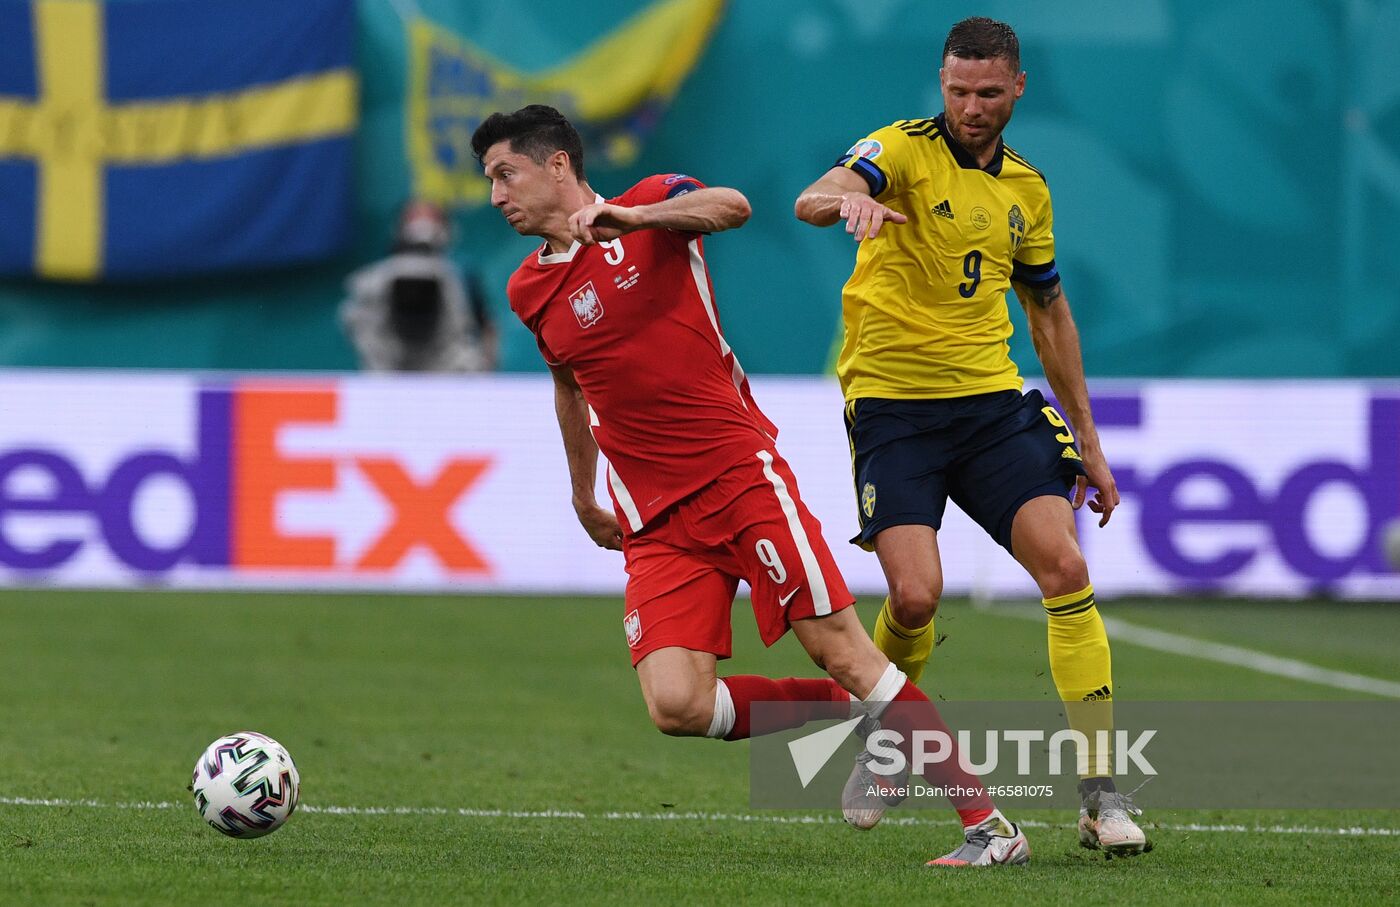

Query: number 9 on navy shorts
[[843, 389, 1087, 554]]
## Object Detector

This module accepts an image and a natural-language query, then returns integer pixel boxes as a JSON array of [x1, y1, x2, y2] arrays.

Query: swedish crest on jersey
[[861, 482, 877, 519], [1008, 205, 1026, 252], [568, 281, 605, 328]]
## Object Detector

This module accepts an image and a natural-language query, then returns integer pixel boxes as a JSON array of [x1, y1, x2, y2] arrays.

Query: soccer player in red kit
[[471, 105, 1029, 867]]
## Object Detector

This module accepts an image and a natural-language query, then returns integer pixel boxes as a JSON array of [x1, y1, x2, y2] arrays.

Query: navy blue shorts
[[843, 389, 1087, 554]]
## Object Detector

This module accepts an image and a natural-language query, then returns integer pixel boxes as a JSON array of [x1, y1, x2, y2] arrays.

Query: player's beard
[[948, 110, 1010, 156]]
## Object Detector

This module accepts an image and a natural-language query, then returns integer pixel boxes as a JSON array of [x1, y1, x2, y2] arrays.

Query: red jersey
[[507, 174, 778, 534]]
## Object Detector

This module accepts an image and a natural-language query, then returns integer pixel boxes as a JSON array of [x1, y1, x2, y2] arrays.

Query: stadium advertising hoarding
[[0, 372, 1396, 599]]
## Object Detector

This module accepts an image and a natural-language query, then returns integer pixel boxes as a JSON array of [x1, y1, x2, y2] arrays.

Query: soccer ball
[[191, 731, 300, 838]]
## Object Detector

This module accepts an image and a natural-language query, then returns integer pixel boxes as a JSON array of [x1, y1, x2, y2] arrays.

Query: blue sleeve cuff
[[835, 154, 888, 197], [1012, 258, 1060, 289], [664, 179, 704, 199]]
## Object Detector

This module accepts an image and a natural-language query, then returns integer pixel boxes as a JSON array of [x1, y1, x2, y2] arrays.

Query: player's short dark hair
[[470, 104, 585, 179], [943, 16, 1020, 72]]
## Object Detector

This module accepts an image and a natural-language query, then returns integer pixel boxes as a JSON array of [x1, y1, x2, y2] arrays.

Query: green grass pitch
[[3, 589, 1398, 905]]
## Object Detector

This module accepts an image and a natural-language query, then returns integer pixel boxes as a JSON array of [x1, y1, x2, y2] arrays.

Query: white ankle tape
[[706, 679, 736, 739], [863, 663, 907, 720]]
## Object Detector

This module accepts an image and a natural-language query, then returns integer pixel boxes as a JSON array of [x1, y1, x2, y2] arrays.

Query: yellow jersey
[[834, 114, 1060, 401]]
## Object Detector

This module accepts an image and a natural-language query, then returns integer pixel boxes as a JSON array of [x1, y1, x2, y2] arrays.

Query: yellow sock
[[873, 596, 935, 685], [1044, 583, 1114, 778]]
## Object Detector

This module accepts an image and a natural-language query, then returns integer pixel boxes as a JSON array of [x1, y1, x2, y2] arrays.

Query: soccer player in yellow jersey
[[795, 17, 1147, 855]]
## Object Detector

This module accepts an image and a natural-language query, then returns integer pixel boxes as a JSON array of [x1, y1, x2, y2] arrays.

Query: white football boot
[[927, 811, 1030, 867], [1078, 786, 1148, 855], [841, 715, 908, 829]]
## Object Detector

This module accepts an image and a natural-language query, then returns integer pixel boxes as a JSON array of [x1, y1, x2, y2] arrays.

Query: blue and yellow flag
[[0, 0, 357, 281], [407, 0, 725, 207]]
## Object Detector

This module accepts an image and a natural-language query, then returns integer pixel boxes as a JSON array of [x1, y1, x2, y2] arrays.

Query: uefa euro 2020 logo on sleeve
[[847, 139, 883, 161]]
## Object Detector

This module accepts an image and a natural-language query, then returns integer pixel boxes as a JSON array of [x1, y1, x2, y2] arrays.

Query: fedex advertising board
[[0, 372, 1396, 599]]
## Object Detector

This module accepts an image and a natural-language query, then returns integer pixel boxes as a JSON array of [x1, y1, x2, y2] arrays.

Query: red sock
[[882, 682, 994, 827], [720, 676, 850, 741]]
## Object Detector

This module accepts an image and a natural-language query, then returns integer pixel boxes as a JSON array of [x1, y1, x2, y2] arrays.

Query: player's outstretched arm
[[794, 167, 907, 241], [549, 363, 623, 550], [1011, 281, 1120, 527], [569, 188, 751, 245]]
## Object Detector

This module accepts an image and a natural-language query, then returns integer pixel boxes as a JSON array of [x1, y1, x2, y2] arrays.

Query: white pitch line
[[1, 796, 1396, 838], [988, 604, 1400, 699], [1100, 616, 1400, 699]]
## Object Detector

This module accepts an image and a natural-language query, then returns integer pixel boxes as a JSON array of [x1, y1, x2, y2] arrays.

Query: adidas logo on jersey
[[932, 199, 954, 219], [1082, 685, 1112, 701], [1061, 446, 1082, 461]]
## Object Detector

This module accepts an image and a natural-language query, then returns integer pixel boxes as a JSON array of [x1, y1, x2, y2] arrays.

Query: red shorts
[[621, 448, 854, 666]]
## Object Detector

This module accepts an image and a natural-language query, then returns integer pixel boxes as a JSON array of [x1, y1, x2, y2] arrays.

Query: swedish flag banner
[[0, 0, 357, 281], [407, 0, 724, 207]]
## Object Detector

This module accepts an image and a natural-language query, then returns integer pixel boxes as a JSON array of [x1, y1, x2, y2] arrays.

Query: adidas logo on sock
[[932, 199, 954, 219], [1081, 684, 1112, 701]]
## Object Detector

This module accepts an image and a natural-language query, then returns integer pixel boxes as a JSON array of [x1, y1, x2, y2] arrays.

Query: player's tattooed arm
[[1016, 286, 1120, 526], [549, 363, 623, 550], [1011, 279, 1063, 310]]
